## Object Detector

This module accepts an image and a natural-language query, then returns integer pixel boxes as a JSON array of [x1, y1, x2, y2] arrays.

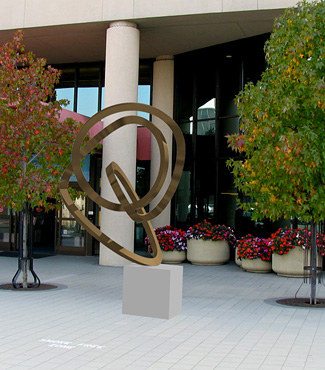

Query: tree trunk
[[21, 202, 29, 289], [13, 202, 40, 289], [310, 221, 317, 305]]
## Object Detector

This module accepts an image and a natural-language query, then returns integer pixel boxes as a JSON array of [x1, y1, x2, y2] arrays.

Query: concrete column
[[150, 55, 174, 228], [99, 21, 139, 266]]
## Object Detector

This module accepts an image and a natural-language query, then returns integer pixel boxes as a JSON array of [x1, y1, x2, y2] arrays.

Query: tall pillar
[[150, 55, 174, 229], [99, 21, 139, 266]]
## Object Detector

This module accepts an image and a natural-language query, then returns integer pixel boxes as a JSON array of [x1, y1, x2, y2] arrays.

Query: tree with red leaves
[[0, 31, 81, 288]]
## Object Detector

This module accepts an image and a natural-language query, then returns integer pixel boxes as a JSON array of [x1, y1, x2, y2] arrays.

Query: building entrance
[[0, 207, 56, 256], [0, 200, 89, 257], [56, 198, 87, 256], [32, 208, 56, 255]]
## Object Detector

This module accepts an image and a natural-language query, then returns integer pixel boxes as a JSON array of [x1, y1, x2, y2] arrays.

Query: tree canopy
[[227, 0, 325, 223], [0, 30, 81, 212]]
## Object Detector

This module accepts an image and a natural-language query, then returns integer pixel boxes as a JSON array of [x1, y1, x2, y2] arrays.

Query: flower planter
[[187, 239, 230, 265], [272, 247, 321, 277], [161, 250, 187, 264], [241, 258, 272, 273], [145, 225, 187, 264], [235, 246, 242, 267]]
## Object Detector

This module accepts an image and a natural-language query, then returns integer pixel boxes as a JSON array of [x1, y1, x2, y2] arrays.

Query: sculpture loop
[[59, 103, 185, 266]]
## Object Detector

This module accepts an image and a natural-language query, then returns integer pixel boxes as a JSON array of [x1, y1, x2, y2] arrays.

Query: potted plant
[[269, 227, 325, 277], [236, 235, 272, 273], [145, 225, 187, 264], [185, 220, 236, 265]]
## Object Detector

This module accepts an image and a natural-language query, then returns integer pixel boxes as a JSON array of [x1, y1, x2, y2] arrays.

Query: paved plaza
[[0, 254, 325, 370]]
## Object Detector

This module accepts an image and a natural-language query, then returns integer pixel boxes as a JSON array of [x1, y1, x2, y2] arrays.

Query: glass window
[[56, 65, 76, 88], [197, 98, 216, 136], [69, 154, 90, 183], [60, 220, 84, 247], [196, 134, 216, 221], [179, 121, 193, 135], [219, 57, 240, 118], [176, 171, 191, 223], [56, 87, 74, 111], [60, 196, 85, 248], [77, 87, 99, 117], [176, 58, 194, 125], [101, 87, 105, 110], [138, 85, 151, 120], [61, 196, 85, 219], [219, 116, 239, 157], [79, 65, 100, 87]]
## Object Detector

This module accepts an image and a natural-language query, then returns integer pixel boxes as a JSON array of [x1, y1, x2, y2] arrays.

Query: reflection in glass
[[101, 87, 105, 110], [220, 116, 239, 157], [62, 197, 85, 218], [176, 171, 191, 223], [77, 87, 99, 117], [138, 85, 151, 120], [179, 121, 193, 135], [56, 88, 74, 111], [60, 220, 84, 247], [69, 154, 91, 183], [60, 197, 85, 248], [197, 98, 216, 136]]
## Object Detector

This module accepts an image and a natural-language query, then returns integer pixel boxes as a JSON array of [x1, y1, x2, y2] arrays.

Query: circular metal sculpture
[[59, 103, 185, 266]]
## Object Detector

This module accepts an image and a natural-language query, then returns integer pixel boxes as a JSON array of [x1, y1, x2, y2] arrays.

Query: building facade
[[0, 0, 299, 265]]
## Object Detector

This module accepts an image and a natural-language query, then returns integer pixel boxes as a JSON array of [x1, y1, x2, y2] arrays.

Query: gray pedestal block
[[122, 264, 183, 319]]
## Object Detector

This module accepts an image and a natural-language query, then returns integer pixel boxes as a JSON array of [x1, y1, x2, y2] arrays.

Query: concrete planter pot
[[235, 246, 242, 267], [272, 247, 321, 277], [161, 250, 187, 264], [187, 239, 230, 265], [241, 258, 272, 273]]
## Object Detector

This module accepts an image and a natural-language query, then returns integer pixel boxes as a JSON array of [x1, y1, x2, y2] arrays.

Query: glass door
[[56, 196, 86, 255]]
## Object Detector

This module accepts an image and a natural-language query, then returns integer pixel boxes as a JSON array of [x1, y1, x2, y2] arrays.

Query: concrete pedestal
[[122, 264, 183, 319]]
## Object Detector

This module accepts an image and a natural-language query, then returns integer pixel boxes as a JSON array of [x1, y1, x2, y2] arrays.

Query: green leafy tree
[[227, 1, 325, 303], [0, 31, 81, 288]]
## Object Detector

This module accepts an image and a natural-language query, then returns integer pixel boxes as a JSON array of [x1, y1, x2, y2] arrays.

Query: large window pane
[[219, 116, 239, 157], [60, 197, 85, 248], [138, 85, 151, 120], [69, 154, 90, 183], [60, 220, 84, 247], [176, 171, 191, 223], [101, 87, 105, 110], [77, 87, 99, 117], [219, 57, 240, 118], [197, 98, 216, 136], [56, 87, 74, 111], [61, 196, 85, 219], [196, 135, 215, 221], [79, 65, 100, 87], [176, 58, 194, 124], [179, 121, 193, 135]]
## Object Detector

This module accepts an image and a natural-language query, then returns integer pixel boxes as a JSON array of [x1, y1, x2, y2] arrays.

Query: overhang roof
[[0, 9, 284, 64]]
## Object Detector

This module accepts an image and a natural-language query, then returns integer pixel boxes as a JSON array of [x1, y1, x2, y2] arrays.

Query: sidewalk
[[0, 254, 324, 370]]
